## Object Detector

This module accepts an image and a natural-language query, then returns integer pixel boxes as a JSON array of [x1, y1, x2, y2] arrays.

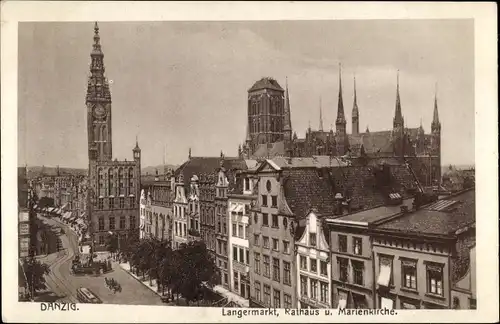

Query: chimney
[[400, 205, 409, 213]]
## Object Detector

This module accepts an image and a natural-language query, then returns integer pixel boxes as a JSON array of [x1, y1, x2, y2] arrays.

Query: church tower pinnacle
[[393, 70, 404, 129], [335, 63, 349, 155], [319, 96, 324, 132], [352, 75, 359, 135], [86, 22, 112, 162]]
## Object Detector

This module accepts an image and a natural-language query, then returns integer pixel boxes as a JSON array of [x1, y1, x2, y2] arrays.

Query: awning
[[389, 193, 402, 200], [231, 205, 244, 213], [381, 297, 394, 309], [377, 263, 392, 287]]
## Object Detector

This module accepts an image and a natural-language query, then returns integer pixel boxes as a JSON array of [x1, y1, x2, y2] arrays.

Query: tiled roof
[[327, 198, 414, 224], [269, 156, 348, 169], [253, 141, 286, 158], [282, 168, 338, 220], [348, 131, 393, 155], [376, 189, 475, 236], [248, 77, 284, 92]]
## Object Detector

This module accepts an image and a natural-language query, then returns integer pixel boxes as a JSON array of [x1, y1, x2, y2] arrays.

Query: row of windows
[[216, 239, 228, 256], [379, 256, 445, 296], [338, 234, 363, 255], [97, 197, 135, 210], [299, 255, 328, 277], [337, 257, 365, 286], [254, 212, 289, 230], [261, 195, 278, 208], [249, 98, 283, 116], [175, 221, 187, 238], [232, 221, 247, 239], [254, 235, 290, 254], [232, 245, 250, 265], [233, 271, 250, 299], [98, 215, 136, 231], [254, 282, 292, 309], [254, 253, 292, 285], [300, 275, 329, 304]]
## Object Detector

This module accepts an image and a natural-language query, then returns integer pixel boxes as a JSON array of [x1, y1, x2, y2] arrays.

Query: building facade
[[86, 23, 141, 250], [296, 211, 332, 309], [227, 172, 256, 305], [248, 161, 303, 309], [371, 189, 475, 309]]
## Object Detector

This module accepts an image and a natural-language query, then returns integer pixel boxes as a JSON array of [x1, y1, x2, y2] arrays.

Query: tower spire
[[283, 76, 292, 132], [393, 70, 404, 127], [352, 75, 360, 135], [432, 82, 441, 130], [319, 96, 324, 131], [336, 63, 346, 124]]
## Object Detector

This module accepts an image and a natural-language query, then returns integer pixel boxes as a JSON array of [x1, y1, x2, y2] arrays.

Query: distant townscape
[[18, 22, 476, 311]]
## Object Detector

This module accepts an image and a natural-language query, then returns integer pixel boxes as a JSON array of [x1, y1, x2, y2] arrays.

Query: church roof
[[252, 141, 286, 158], [248, 77, 284, 92]]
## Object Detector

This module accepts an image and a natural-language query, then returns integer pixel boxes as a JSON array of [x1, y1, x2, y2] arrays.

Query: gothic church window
[[108, 169, 114, 196]]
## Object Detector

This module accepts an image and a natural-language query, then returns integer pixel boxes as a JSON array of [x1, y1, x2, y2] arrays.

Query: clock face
[[93, 104, 106, 118]]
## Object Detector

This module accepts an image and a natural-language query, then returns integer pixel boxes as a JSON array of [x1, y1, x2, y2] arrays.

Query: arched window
[[93, 125, 99, 142], [118, 168, 124, 195], [108, 168, 114, 196], [98, 168, 104, 196], [101, 125, 107, 141], [129, 168, 134, 191]]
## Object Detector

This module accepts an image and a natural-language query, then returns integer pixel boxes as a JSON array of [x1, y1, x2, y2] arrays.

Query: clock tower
[[86, 22, 112, 162]]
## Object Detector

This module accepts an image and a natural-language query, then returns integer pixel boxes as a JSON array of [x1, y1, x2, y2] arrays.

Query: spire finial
[[397, 69, 400, 91], [354, 74, 357, 99], [136, 135, 138, 146], [94, 22, 99, 34], [188, 147, 192, 159], [319, 96, 324, 132]]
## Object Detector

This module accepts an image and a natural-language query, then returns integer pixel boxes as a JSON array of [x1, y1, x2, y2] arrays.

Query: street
[[37, 215, 164, 305]]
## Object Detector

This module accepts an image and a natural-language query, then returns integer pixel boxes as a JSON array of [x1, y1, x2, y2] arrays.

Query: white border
[[1, 1, 498, 323]]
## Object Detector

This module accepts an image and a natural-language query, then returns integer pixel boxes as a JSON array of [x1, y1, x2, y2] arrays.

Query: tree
[[21, 257, 50, 297], [177, 241, 219, 306], [105, 233, 119, 257]]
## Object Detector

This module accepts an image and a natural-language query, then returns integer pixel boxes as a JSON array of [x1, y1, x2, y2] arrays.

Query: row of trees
[[120, 237, 219, 306], [19, 257, 50, 300]]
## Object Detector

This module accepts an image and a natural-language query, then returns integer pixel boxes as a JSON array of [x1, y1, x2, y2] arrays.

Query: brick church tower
[[246, 77, 286, 154]]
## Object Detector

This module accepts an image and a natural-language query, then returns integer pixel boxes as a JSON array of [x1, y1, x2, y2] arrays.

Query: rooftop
[[248, 77, 284, 92], [269, 156, 348, 169], [326, 198, 414, 226], [376, 188, 475, 236]]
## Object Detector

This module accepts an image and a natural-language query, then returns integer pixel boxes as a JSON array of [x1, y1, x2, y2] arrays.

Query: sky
[[18, 20, 474, 168]]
